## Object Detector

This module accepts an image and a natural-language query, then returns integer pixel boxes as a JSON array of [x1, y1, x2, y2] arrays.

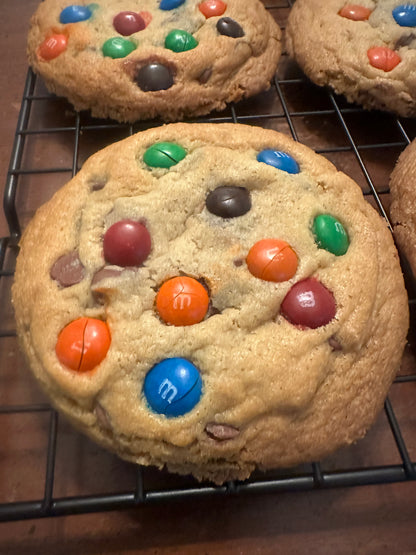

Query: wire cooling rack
[[1, 0, 416, 522]]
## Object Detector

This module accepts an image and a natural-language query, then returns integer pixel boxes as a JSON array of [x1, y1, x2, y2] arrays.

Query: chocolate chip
[[395, 33, 416, 49], [95, 403, 112, 432], [91, 266, 124, 286], [50, 251, 85, 287], [205, 422, 240, 441], [135, 62, 174, 91], [206, 186, 251, 218], [328, 336, 342, 351], [90, 178, 107, 191], [233, 258, 244, 267], [216, 17, 245, 38], [198, 67, 212, 84]]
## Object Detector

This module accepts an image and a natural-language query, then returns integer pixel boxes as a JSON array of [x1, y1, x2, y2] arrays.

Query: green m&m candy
[[143, 142, 187, 168], [102, 37, 136, 58], [312, 214, 349, 256], [165, 29, 198, 52]]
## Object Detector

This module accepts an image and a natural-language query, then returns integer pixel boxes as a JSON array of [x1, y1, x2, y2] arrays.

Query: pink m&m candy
[[281, 278, 336, 329]]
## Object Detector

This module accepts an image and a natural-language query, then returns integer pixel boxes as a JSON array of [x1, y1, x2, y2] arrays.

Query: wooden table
[[0, 2, 415, 553]]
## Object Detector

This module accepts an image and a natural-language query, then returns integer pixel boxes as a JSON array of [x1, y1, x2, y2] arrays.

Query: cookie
[[390, 139, 416, 276], [12, 123, 409, 484], [286, 1, 416, 117], [27, 0, 281, 122]]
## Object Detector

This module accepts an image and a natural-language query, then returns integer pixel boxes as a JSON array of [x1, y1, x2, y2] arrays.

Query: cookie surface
[[286, 0, 416, 117], [390, 139, 416, 276], [27, 0, 281, 122], [12, 123, 408, 484]]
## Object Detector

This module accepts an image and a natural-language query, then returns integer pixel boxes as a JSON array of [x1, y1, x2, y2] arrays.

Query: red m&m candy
[[56, 317, 111, 372], [199, 0, 227, 18], [38, 34, 68, 61], [367, 47, 401, 71], [103, 220, 151, 267], [281, 278, 336, 329], [156, 276, 209, 326], [113, 11, 146, 35], [246, 239, 298, 282]]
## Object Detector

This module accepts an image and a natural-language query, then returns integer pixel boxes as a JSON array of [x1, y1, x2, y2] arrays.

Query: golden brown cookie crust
[[12, 123, 409, 483], [286, 0, 416, 117], [390, 139, 416, 276], [27, 0, 282, 122]]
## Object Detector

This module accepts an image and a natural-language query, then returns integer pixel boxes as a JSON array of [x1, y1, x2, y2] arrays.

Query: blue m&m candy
[[392, 5, 416, 27], [60, 5, 92, 24], [159, 0, 186, 10], [257, 150, 300, 174], [143, 357, 202, 417]]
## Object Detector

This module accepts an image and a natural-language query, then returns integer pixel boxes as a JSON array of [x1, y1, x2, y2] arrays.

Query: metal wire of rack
[[0, 0, 415, 523]]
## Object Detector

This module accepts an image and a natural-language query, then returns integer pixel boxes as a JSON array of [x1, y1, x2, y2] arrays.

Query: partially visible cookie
[[12, 123, 409, 484], [390, 139, 416, 276], [286, 1, 416, 117], [27, 0, 281, 122]]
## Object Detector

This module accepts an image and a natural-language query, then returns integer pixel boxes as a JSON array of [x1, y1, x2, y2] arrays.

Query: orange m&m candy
[[56, 317, 111, 372], [199, 0, 227, 18], [338, 5, 372, 21], [37, 34, 68, 61], [367, 46, 401, 72], [246, 239, 298, 282], [156, 276, 209, 326]]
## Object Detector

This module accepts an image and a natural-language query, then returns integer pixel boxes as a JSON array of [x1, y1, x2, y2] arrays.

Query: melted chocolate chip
[[50, 251, 85, 287], [95, 403, 112, 432], [216, 17, 245, 38], [206, 186, 251, 218], [135, 63, 174, 91], [90, 178, 107, 191], [91, 266, 124, 286], [205, 422, 240, 441], [233, 258, 244, 267], [395, 33, 416, 49], [328, 336, 342, 351], [198, 67, 212, 84]]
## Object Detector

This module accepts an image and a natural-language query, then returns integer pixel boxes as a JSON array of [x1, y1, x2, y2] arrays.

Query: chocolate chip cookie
[[27, 0, 281, 122], [390, 139, 416, 276], [286, 1, 416, 117], [12, 123, 409, 484]]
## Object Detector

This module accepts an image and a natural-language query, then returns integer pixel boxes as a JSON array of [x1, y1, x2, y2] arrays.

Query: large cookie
[[27, 0, 281, 122], [12, 123, 409, 484], [286, 1, 416, 117], [390, 139, 416, 276]]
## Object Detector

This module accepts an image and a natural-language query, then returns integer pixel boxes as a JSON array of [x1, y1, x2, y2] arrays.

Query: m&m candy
[[156, 276, 209, 326], [281, 278, 336, 329], [367, 46, 401, 71], [206, 186, 251, 218], [60, 5, 92, 24], [56, 317, 111, 372], [38, 34, 68, 61], [312, 214, 349, 256], [165, 30, 198, 52], [199, 0, 227, 18], [392, 5, 416, 27], [143, 142, 187, 168], [338, 5, 372, 20], [246, 239, 298, 282], [257, 150, 300, 174], [159, 0, 186, 10], [143, 357, 203, 417], [103, 220, 151, 267], [102, 37, 136, 59], [113, 11, 146, 35]]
